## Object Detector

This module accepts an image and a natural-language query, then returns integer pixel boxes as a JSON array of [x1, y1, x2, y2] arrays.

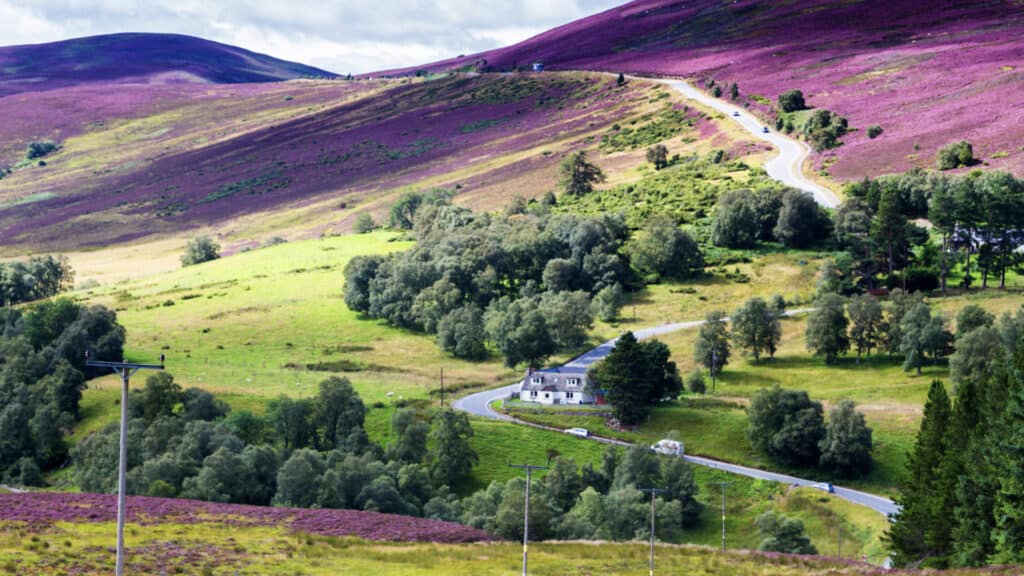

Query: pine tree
[[887, 380, 952, 566], [984, 339, 1024, 564]]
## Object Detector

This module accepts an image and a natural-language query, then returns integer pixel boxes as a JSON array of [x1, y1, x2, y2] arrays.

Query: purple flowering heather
[[386, 0, 1024, 179], [0, 492, 493, 543]]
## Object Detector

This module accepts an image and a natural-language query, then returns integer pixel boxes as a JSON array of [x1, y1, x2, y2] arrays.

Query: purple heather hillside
[[383, 0, 1024, 179], [0, 73, 649, 248], [0, 33, 336, 97]]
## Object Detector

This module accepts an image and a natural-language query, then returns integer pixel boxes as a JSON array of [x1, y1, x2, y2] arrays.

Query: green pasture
[[0, 517, 946, 576], [80, 231, 519, 405]]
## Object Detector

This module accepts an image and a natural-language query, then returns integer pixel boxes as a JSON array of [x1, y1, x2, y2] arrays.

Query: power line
[[507, 460, 549, 576]]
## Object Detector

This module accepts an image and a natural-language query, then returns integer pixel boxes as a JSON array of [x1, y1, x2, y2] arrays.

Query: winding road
[[659, 78, 841, 208]]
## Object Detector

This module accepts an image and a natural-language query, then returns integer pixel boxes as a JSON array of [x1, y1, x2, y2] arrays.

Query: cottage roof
[[530, 365, 587, 376]]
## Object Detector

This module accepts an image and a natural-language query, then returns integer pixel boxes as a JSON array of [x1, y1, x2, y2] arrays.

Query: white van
[[651, 439, 683, 456]]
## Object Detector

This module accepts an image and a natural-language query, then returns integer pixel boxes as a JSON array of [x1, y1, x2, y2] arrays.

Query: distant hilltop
[[0, 32, 337, 97]]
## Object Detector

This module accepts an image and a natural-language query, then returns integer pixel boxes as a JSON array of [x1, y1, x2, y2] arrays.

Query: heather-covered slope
[[0, 72, 737, 249], [390, 0, 1024, 179], [0, 33, 335, 97]]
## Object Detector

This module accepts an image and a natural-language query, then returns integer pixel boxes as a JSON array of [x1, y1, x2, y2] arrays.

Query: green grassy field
[[80, 231, 519, 405]]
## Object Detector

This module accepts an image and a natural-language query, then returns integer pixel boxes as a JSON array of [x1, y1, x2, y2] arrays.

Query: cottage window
[[567, 378, 580, 386], [530, 391, 538, 397], [544, 393, 550, 399], [530, 377, 543, 384], [567, 392, 574, 399]]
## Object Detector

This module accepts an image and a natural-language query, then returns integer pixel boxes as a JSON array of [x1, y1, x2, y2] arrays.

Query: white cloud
[[1, 0, 623, 73]]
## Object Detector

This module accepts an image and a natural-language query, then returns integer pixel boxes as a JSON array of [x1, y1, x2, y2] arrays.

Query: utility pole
[[639, 487, 666, 576], [85, 351, 165, 576], [440, 367, 444, 408], [507, 460, 549, 576], [711, 347, 718, 392], [837, 524, 843, 558], [713, 481, 733, 552]]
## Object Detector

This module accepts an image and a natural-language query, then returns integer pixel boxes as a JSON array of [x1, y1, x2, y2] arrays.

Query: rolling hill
[[386, 0, 1024, 180], [0, 69, 747, 250], [0, 33, 336, 97]]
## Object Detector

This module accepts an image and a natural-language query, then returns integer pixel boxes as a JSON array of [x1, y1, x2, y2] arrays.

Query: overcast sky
[[1, 1, 623, 74]]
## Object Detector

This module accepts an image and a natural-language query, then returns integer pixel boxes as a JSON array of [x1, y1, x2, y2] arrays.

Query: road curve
[[452, 309, 898, 518], [659, 78, 840, 208]]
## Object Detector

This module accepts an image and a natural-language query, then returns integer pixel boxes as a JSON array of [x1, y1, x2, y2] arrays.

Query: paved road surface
[[660, 78, 840, 208], [452, 309, 899, 519]]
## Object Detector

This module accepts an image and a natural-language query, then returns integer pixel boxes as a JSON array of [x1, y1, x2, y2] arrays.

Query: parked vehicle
[[565, 427, 590, 438], [762, 126, 770, 133], [651, 439, 684, 456], [732, 111, 740, 117], [813, 482, 835, 493]]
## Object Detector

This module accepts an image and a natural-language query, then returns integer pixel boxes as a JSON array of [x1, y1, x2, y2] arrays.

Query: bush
[[645, 145, 669, 170], [755, 511, 818, 555], [354, 213, 376, 234], [867, 125, 883, 139], [802, 109, 848, 151], [685, 369, 705, 394], [181, 236, 220, 267], [26, 141, 59, 160], [778, 90, 806, 113], [936, 140, 975, 170]]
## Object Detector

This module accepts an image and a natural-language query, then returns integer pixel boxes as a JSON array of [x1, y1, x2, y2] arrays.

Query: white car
[[565, 427, 590, 438], [651, 439, 683, 456], [812, 482, 835, 493]]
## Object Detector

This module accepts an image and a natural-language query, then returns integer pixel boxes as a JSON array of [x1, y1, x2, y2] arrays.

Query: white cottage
[[519, 366, 595, 405]]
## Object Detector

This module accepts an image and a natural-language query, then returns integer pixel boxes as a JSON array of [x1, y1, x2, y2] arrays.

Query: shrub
[[867, 125, 883, 139], [777, 90, 806, 113], [181, 236, 220, 267], [685, 369, 706, 394], [26, 141, 59, 160], [354, 213, 375, 234], [645, 145, 669, 170], [936, 140, 975, 170]]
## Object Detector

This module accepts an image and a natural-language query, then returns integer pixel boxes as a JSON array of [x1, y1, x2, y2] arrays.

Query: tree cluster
[[747, 386, 872, 477], [888, 310, 1024, 568], [452, 445, 703, 542], [0, 255, 74, 307], [805, 291, 953, 373], [346, 195, 701, 366], [841, 169, 1024, 292], [74, 374, 480, 518], [711, 189, 829, 249], [0, 298, 124, 485]]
